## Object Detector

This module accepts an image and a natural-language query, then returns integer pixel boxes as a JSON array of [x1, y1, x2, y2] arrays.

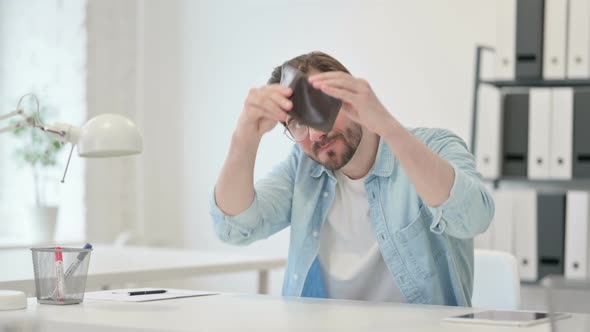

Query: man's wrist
[[232, 126, 262, 146], [377, 113, 403, 140]]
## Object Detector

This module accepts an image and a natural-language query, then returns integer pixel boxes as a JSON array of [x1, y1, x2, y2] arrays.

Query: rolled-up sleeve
[[209, 145, 300, 245], [424, 129, 495, 239]]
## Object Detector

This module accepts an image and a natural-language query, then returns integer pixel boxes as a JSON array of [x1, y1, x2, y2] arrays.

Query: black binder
[[502, 92, 529, 177], [537, 193, 566, 280], [516, 0, 545, 80], [573, 89, 590, 178]]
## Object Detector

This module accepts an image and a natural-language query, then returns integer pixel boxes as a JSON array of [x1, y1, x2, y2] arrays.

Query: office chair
[[472, 249, 521, 310]]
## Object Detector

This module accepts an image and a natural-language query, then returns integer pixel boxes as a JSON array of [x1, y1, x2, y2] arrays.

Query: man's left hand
[[308, 71, 393, 136]]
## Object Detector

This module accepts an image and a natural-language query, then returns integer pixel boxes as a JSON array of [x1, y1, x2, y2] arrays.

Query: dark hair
[[267, 51, 351, 84]]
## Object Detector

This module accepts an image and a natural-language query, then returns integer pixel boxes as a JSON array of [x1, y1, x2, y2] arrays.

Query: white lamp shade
[[77, 114, 143, 158]]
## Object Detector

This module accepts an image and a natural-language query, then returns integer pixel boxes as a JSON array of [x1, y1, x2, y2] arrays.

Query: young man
[[210, 51, 494, 306]]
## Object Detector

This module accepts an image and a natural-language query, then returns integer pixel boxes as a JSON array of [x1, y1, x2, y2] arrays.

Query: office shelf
[[480, 79, 590, 88], [471, 45, 590, 188], [483, 178, 590, 192], [471, 2, 590, 284], [484, 177, 590, 183]]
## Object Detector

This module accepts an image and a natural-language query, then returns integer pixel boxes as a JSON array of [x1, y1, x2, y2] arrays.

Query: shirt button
[[313, 231, 319, 238], [293, 274, 299, 281], [323, 192, 329, 198]]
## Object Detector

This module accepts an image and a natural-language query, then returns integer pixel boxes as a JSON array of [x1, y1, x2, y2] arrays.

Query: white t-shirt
[[318, 170, 405, 302]]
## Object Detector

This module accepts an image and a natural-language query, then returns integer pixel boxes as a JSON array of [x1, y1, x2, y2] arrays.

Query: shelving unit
[[471, 45, 590, 189], [470, 44, 590, 284], [481, 80, 590, 87]]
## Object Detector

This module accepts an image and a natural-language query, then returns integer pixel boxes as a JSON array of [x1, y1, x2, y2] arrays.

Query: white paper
[[85, 288, 218, 302]]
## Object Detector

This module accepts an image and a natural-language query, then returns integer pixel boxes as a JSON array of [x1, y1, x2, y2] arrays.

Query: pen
[[64, 243, 93, 278], [49, 243, 93, 299], [54, 246, 65, 301], [128, 290, 167, 296]]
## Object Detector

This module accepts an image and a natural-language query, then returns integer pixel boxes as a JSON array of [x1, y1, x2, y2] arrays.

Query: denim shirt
[[210, 128, 495, 306]]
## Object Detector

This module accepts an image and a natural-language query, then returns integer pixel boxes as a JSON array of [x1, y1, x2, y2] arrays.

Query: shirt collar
[[369, 138, 396, 177]]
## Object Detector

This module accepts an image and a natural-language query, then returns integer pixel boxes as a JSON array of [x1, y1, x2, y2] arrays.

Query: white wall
[[86, 0, 497, 295], [86, 0, 141, 244], [137, 0, 186, 247], [85, 0, 186, 247]]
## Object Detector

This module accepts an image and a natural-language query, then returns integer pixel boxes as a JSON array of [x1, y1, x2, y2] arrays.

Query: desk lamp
[[0, 94, 143, 310]]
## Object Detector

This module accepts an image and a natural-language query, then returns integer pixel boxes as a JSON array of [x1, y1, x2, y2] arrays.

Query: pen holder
[[30, 247, 92, 305]]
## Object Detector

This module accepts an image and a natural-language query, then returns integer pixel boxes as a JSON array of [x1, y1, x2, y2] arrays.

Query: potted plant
[[12, 103, 64, 244]]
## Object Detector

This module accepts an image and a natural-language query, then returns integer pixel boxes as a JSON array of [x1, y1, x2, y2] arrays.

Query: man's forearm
[[380, 116, 455, 207], [214, 128, 262, 216]]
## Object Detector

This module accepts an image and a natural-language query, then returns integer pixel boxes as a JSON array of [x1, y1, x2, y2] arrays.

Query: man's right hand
[[237, 84, 293, 139], [215, 84, 293, 216]]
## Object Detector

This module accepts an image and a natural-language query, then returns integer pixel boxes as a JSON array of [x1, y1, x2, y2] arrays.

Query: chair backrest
[[472, 249, 521, 310]]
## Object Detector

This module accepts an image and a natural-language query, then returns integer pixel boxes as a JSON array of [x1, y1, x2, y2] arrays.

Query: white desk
[[0, 245, 286, 294], [0, 294, 588, 331]]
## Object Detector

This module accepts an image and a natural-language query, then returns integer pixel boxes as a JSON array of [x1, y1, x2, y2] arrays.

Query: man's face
[[292, 111, 363, 171]]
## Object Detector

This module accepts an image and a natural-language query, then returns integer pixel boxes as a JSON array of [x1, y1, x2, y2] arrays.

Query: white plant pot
[[30, 206, 58, 245]]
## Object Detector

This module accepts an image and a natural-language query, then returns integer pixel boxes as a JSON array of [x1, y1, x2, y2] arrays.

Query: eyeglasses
[[283, 117, 309, 142]]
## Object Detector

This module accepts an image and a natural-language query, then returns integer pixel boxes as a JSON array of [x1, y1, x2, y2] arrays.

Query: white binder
[[565, 191, 590, 279], [513, 190, 538, 282], [528, 89, 552, 179], [492, 190, 515, 254], [495, 0, 517, 80], [544, 0, 569, 79], [550, 88, 574, 179], [475, 86, 503, 179], [475, 183, 496, 250], [568, 0, 590, 78]]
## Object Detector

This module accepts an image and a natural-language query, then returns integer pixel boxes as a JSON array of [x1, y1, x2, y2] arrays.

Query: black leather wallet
[[280, 64, 342, 132]]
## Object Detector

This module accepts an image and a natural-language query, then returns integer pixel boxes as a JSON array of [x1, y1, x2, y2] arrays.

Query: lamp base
[[0, 290, 27, 310]]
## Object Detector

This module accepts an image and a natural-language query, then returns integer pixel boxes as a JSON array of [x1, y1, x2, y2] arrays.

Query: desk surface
[[0, 294, 588, 332], [0, 245, 286, 293]]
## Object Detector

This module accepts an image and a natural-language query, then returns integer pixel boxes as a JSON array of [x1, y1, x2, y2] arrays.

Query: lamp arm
[[0, 118, 81, 145], [0, 108, 34, 133], [0, 108, 25, 121], [1, 94, 87, 184], [2, 98, 81, 184], [37, 123, 81, 145], [35, 123, 82, 184], [0, 120, 28, 134], [0, 93, 43, 133]]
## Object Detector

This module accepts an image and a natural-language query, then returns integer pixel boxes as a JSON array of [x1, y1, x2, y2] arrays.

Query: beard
[[309, 123, 362, 171]]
